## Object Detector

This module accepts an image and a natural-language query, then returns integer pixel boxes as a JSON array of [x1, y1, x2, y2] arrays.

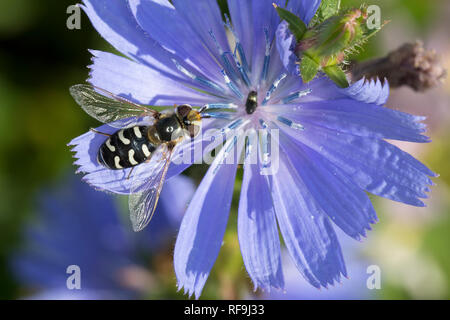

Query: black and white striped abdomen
[[98, 126, 157, 170]]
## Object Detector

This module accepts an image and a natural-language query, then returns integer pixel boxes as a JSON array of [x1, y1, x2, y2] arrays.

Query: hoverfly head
[[176, 104, 202, 139]]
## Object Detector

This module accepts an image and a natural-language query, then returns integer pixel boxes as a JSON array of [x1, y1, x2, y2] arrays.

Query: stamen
[[224, 14, 250, 74], [172, 59, 224, 93], [262, 73, 287, 105], [230, 49, 251, 87], [260, 128, 270, 168], [203, 103, 238, 110], [225, 135, 238, 153], [222, 118, 244, 133], [277, 116, 305, 131], [258, 120, 271, 167], [221, 69, 243, 99], [282, 89, 312, 104], [245, 134, 252, 159], [202, 112, 235, 120], [260, 28, 272, 82], [259, 119, 268, 129], [213, 135, 238, 175], [208, 30, 238, 82]]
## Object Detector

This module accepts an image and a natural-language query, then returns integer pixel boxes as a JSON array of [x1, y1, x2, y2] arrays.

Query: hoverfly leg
[[127, 167, 135, 180], [90, 128, 111, 137]]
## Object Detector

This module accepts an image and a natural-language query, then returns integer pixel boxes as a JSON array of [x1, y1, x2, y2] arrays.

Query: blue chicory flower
[[11, 174, 195, 299], [69, 0, 435, 298]]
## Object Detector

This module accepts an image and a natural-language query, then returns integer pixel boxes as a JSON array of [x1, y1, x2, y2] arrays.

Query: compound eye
[[177, 105, 192, 119]]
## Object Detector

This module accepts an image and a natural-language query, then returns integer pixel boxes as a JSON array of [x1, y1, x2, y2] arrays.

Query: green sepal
[[274, 4, 307, 41], [322, 64, 349, 88], [301, 55, 320, 83]]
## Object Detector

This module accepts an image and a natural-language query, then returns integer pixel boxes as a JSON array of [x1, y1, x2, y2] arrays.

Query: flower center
[[245, 91, 258, 115]]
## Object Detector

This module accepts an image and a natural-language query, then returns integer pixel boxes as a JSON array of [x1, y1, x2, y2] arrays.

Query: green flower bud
[[276, 3, 386, 87], [297, 8, 369, 65]]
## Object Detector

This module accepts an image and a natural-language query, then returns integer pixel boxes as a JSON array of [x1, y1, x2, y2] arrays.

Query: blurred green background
[[0, 0, 449, 299]]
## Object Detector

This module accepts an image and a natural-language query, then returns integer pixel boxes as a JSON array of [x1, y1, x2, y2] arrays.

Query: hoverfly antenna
[[198, 105, 209, 114]]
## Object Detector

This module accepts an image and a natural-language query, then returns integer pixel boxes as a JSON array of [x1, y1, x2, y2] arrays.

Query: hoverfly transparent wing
[[128, 145, 174, 232], [69, 84, 159, 128]]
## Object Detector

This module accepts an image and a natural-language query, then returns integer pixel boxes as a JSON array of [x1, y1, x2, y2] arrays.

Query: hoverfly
[[70, 84, 209, 232]]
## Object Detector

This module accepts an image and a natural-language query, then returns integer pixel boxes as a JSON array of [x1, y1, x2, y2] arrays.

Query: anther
[[282, 89, 312, 104], [221, 69, 243, 99], [262, 73, 287, 105], [277, 116, 305, 131], [260, 28, 272, 82]]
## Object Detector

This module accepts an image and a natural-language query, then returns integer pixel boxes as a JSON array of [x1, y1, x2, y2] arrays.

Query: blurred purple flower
[[11, 174, 195, 300], [261, 230, 374, 300], [69, 0, 435, 298]]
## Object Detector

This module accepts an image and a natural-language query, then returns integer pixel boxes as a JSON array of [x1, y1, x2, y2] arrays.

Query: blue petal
[[267, 99, 430, 143], [82, 0, 192, 82], [276, 21, 299, 75], [89, 50, 214, 106], [172, 0, 231, 62], [128, 0, 223, 84], [238, 137, 284, 291], [281, 124, 436, 206], [287, 0, 322, 25], [269, 150, 347, 288], [174, 136, 243, 298], [278, 132, 377, 240], [82, 0, 162, 63]]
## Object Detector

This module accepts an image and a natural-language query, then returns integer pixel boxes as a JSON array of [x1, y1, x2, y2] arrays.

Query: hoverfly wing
[[69, 84, 158, 128], [128, 145, 174, 232]]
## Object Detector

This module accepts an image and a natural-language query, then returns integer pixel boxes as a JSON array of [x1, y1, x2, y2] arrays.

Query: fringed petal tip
[[318, 268, 349, 290], [344, 77, 390, 106], [176, 282, 195, 300], [176, 278, 207, 300]]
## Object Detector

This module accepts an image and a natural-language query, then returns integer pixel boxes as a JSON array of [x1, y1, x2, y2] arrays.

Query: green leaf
[[317, 0, 341, 21], [301, 55, 320, 83], [322, 64, 349, 88], [274, 4, 307, 41]]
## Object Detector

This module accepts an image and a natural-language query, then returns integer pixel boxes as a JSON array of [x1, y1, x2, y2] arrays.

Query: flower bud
[[296, 8, 371, 66]]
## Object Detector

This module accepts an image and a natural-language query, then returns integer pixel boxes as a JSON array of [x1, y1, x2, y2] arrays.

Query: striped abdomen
[[98, 126, 157, 170]]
